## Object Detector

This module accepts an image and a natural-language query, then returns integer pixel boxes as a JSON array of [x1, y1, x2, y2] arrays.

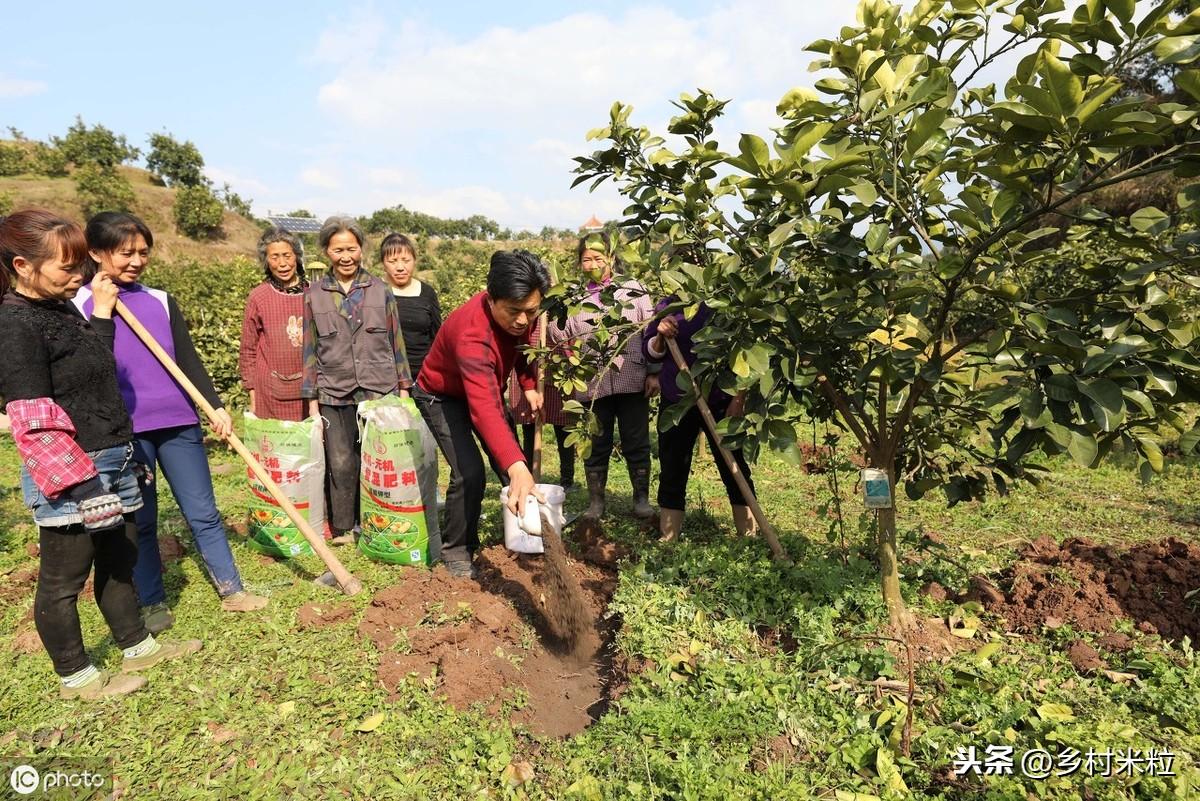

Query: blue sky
[[3, 1, 859, 230]]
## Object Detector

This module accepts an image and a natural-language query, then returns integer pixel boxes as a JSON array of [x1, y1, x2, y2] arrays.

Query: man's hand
[[308, 400, 320, 420], [643, 374, 660, 398], [248, 390, 256, 415], [209, 408, 234, 439], [398, 388, 410, 399], [523, 389, 543, 415], [505, 462, 546, 519], [90, 273, 119, 318]]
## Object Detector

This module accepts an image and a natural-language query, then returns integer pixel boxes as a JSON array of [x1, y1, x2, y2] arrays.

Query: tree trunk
[[876, 465, 913, 630]]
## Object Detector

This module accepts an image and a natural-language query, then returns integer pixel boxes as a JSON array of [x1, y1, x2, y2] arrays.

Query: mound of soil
[[982, 536, 1200, 642], [361, 540, 623, 737]]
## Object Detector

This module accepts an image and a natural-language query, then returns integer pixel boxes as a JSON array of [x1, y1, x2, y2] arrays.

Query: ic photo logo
[[9, 764, 39, 795], [6, 760, 108, 796]]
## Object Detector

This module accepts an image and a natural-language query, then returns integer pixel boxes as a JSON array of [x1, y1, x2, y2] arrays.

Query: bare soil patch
[[981, 536, 1200, 643], [361, 538, 624, 737]]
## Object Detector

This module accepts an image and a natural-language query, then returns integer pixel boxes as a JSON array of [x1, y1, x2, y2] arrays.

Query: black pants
[[657, 402, 755, 510], [585, 391, 652, 474], [321, 403, 361, 534], [521, 423, 575, 485], [35, 516, 148, 676], [414, 387, 505, 563]]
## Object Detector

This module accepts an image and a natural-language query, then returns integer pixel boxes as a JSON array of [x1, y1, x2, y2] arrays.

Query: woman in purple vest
[[77, 212, 266, 634], [302, 217, 413, 545]]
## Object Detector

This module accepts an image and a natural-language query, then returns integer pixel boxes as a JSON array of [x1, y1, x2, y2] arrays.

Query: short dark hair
[[84, 212, 154, 278], [487, 249, 550, 302], [379, 232, 416, 262]]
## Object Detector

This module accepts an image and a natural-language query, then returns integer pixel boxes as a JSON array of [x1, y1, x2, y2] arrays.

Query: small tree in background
[[571, 0, 1200, 627], [174, 184, 225, 239], [74, 163, 136, 217], [53, 116, 139, 168], [146, 132, 207, 188]]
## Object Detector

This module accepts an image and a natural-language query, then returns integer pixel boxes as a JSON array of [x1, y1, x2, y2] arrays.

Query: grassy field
[[0, 428, 1197, 800]]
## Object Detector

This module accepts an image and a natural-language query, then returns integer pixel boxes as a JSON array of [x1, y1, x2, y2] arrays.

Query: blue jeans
[[132, 424, 244, 604], [19, 443, 144, 527]]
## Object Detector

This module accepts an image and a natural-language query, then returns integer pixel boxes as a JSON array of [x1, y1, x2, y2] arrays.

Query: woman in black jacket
[[0, 209, 200, 700]]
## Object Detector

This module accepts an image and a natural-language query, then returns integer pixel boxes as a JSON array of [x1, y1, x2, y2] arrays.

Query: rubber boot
[[658, 508, 684, 542], [732, 504, 758, 537], [630, 468, 654, 520], [584, 469, 607, 519]]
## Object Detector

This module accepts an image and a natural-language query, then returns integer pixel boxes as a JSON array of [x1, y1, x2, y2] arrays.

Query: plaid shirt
[[553, 277, 659, 400], [302, 270, 412, 406], [8, 397, 98, 498]]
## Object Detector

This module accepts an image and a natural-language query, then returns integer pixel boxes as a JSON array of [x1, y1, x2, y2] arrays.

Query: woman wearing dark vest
[[1, 209, 200, 699], [77, 212, 267, 636], [379, 233, 441, 379], [239, 226, 309, 422], [302, 217, 413, 545]]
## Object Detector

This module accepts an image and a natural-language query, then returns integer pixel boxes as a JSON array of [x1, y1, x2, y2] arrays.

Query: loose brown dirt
[[295, 602, 354, 630], [361, 540, 623, 737], [981, 536, 1200, 642]]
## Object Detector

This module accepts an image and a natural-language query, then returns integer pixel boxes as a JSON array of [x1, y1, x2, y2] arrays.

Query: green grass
[[1, 430, 1198, 800]]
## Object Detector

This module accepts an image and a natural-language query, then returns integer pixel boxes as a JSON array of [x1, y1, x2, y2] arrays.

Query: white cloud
[[205, 166, 270, 197], [0, 75, 47, 99], [300, 166, 340, 190], [300, 1, 861, 227], [367, 167, 408, 186]]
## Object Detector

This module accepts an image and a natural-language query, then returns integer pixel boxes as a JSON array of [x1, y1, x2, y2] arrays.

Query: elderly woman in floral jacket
[[554, 233, 660, 520]]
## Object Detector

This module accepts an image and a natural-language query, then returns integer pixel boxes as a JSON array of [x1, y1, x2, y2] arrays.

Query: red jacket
[[418, 292, 536, 470]]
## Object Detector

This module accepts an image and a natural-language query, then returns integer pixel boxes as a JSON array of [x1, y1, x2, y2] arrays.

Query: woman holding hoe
[[0, 209, 200, 699], [643, 297, 756, 541], [77, 212, 267, 635]]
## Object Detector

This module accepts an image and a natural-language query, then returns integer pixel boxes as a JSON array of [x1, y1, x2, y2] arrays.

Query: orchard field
[[0, 423, 1198, 799]]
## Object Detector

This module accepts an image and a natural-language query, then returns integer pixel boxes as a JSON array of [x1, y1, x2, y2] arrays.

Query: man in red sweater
[[416, 250, 549, 579]]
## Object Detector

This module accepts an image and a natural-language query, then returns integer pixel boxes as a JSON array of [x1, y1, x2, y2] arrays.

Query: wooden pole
[[530, 317, 547, 482], [665, 338, 790, 563], [114, 300, 363, 596]]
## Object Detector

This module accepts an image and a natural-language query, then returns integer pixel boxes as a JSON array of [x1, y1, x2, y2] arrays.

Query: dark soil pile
[[982, 536, 1200, 642], [361, 539, 623, 737]]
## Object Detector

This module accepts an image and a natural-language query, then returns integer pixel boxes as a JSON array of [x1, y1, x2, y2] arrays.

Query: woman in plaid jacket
[[554, 233, 660, 520]]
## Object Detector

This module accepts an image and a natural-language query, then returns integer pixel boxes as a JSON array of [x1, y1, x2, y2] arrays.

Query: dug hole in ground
[[299, 504, 631, 738]]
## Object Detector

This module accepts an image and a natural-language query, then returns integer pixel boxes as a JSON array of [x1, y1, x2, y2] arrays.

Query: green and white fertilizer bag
[[357, 395, 440, 566], [242, 413, 326, 558]]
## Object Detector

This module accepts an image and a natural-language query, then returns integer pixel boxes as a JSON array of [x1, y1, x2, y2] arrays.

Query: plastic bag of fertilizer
[[243, 413, 326, 558], [357, 395, 440, 566]]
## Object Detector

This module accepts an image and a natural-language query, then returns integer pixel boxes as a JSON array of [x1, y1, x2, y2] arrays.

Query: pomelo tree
[[568, 0, 1200, 627]]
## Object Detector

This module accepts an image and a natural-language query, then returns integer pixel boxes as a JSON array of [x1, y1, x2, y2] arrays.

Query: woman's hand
[[656, 316, 679, 339], [523, 389, 543, 414], [248, 390, 256, 415], [398, 388, 410, 399], [90, 273, 120, 319], [643, 374, 660, 398], [209, 408, 234, 439], [308, 400, 320, 420], [726, 391, 747, 419], [505, 462, 546, 518]]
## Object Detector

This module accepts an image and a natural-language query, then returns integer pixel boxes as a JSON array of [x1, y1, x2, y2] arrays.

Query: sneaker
[[444, 560, 478, 580], [142, 602, 174, 634], [221, 591, 269, 612], [121, 639, 203, 672], [60, 671, 147, 700]]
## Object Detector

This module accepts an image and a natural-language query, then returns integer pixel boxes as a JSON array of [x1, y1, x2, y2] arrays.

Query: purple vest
[[75, 283, 200, 433]]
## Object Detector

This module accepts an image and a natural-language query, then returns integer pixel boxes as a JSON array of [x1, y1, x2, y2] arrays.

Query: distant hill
[[0, 165, 265, 263]]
